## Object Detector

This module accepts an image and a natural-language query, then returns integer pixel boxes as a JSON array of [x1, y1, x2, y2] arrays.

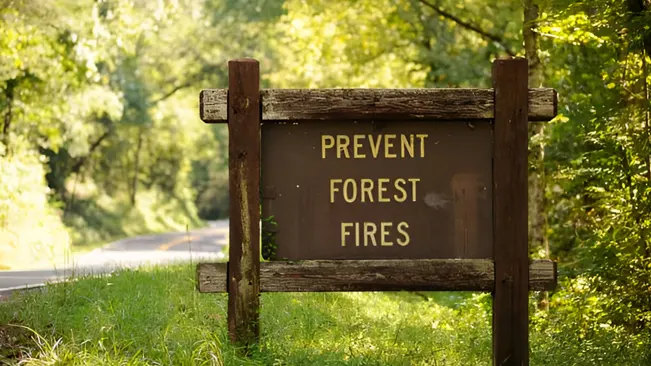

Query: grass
[[0, 263, 649, 365]]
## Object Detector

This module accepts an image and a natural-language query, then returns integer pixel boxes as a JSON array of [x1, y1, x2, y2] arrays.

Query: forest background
[[2, 0, 651, 361]]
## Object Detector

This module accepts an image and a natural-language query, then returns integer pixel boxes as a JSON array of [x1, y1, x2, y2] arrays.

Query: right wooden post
[[492, 58, 530, 365]]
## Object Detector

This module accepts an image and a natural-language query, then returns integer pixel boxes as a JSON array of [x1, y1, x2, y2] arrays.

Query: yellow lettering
[[337, 135, 351, 158], [408, 178, 420, 202], [397, 222, 410, 246], [401, 134, 415, 158], [394, 178, 407, 202], [343, 178, 357, 203], [369, 135, 382, 158], [361, 178, 374, 203], [330, 179, 342, 203], [416, 134, 428, 157], [353, 135, 366, 158], [384, 134, 397, 158], [341, 222, 353, 246], [378, 178, 390, 203], [322, 135, 335, 159], [354, 222, 360, 246], [364, 222, 377, 246], [332, 178, 422, 203], [341, 222, 410, 248], [380, 222, 393, 246]]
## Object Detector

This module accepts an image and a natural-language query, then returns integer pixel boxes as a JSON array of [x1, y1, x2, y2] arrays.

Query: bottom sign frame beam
[[197, 259, 556, 293]]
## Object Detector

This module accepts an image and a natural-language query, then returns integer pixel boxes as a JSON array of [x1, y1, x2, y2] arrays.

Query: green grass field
[[0, 263, 648, 365]]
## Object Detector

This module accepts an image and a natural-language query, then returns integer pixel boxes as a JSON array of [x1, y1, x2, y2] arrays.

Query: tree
[[539, 0, 651, 330]]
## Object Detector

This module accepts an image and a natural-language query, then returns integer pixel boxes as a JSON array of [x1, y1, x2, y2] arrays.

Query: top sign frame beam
[[200, 88, 557, 123]]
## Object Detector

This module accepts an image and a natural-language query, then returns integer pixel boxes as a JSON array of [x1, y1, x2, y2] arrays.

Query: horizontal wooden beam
[[200, 88, 557, 123], [196, 259, 557, 293]]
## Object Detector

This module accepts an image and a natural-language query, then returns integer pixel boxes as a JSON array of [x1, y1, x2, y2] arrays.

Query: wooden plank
[[492, 58, 530, 366], [196, 259, 557, 293], [227, 59, 261, 348], [530, 260, 557, 291], [199, 89, 227, 124], [200, 88, 557, 122], [530, 88, 557, 121], [197, 261, 228, 293]]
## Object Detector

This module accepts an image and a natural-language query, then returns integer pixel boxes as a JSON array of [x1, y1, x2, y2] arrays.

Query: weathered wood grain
[[492, 58, 530, 366], [200, 88, 557, 122], [196, 259, 557, 293], [227, 59, 261, 347], [529, 260, 557, 291], [199, 89, 227, 123]]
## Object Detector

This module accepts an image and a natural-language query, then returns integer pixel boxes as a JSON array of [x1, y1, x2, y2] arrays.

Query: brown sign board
[[261, 121, 493, 260]]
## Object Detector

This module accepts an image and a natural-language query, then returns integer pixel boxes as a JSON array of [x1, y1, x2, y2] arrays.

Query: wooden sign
[[261, 121, 493, 260], [196, 58, 559, 366]]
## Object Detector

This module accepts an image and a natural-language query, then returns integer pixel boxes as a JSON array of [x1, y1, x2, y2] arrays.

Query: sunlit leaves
[[267, 0, 426, 88], [542, 0, 651, 333]]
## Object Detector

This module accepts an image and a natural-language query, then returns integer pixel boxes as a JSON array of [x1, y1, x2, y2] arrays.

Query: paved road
[[0, 220, 228, 295]]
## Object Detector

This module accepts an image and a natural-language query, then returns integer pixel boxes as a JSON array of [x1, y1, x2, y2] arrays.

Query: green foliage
[[268, 0, 427, 88], [0, 0, 283, 265], [538, 0, 651, 332], [532, 278, 651, 365], [0, 138, 70, 269], [261, 215, 278, 260], [63, 188, 202, 250]]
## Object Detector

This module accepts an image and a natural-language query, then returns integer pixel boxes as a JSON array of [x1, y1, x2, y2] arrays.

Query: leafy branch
[[150, 63, 227, 106], [417, 0, 516, 57]]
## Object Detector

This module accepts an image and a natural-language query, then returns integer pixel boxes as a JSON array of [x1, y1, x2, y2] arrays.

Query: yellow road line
[[157, 235, 197, 251]]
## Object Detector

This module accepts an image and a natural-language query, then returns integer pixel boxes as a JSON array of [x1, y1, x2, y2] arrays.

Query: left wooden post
[[227, 59, 261, 349]]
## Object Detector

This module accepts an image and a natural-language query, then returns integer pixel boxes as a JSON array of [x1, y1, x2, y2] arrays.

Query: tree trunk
[[644, 60, 651, 260], [1, 79, 17, 154], [628, 0, 651, 55], [131, 128, 144, 206], [628, 0, 651, 257], [524, 0, 550, 310]]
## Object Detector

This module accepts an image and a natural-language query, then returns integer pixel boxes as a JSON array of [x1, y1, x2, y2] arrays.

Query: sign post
[[492, 58, 530, 365], [225, 59, 261, 347], [197, 57, 558, 365]]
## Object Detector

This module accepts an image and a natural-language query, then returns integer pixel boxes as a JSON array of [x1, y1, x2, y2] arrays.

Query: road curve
[[0, 220, 228, 296]]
